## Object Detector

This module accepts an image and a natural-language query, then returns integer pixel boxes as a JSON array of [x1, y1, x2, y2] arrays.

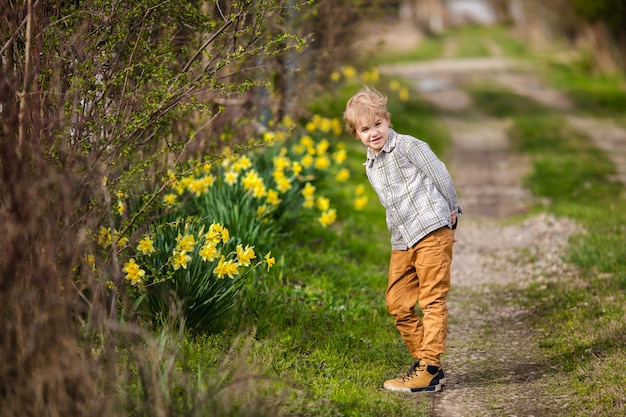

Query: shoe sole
[[383, 382, 442, 393]]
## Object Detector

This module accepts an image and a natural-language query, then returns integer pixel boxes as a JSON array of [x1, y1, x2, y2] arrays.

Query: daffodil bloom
[[303, 196, 315, 209], [341, 65, 357, 78], [115, 236, 129, 248], [224, 170, 238, 185], [389, 80, 400, 91], [264, 251, 276, 271], [266, 189, 281, 206], [98, 227, 112, 248], [301, 182, 316, 198], [264, 252, 276, 271], [236, 244, 256, 266], [213, 256, 239, 279], [137, 236, 156, 255], [301, 155, 314, 168], [330, 71, 341, 81], [276, 177, 291, 193], [242, 170, 263, 192], [172, 251, 192, 271], [318, 209, 337, 227], [273, 168, 286, 182], [188, 175, 215, 196], [205, 224, 221, 243], [221, 228, 229, 243], [399, 86, 409, 102], [300, 135, 314, 148], [236, 155, 252, 171], [273, 154, 291, 170], [205, 223, 228, 244], [123, 258, 145, 286], [332, 119, 343, 136], [292, 161, 303, 175], [335, 168, 350, 182], [263, 131, 276, 143], [316, 139, 330, 155], [163, 193, 177, 206], [355, 184, 366, 196], [257, 205, 268, 218], [332, 149, 347, 164], [316, 196, 330, 211], [354, 196, 368, 210], [315, 155, 331, 170], [199, 242, 219, 262], [86, 253, 96, 271], [252, 183, 267, 199], [175, 233, 197, 252]]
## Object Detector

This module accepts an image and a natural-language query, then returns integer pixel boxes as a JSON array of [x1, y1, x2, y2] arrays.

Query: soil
[[356, 18, 626, 416]]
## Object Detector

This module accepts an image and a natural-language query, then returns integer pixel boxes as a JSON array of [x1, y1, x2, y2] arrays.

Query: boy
[[343, 86, 461, 393]]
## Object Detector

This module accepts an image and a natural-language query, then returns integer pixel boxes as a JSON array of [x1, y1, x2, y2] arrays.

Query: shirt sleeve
[[403, 136, 461, 215]]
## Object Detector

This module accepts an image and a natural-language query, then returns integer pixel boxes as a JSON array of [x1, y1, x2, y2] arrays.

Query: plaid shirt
[[364, 129, 462, 250]]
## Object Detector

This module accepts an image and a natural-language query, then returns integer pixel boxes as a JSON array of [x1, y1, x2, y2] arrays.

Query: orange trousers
[[386, 226, 453, 367]]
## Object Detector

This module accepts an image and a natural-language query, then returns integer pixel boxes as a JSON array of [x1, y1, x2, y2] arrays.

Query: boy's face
[[355, 114, 390, 155]]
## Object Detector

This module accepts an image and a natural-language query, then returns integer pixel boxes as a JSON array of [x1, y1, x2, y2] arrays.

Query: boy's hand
[[451, 210, 458, 242]]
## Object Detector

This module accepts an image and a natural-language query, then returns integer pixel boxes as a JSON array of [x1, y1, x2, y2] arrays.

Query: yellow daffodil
[[224, 170, 238, 185], [86, 253, 96, 271], [199, 242, 219, 262], [123, 258, 145, 286], [137, 236, 156, 255], [264, 252, 276, 271], [316, 196, 330, 211], [301, 182, 316, 198], [292, 161, 303, 175], [172, 250, 192, 271], [213, 256, 239, 279], [163, 193, 177, 206], [115, 236, 128, 248], [98, 227, 112, 248], [301, 154, 314, 168], [316, 139, 330, 155], [341, 65, 357, 79], [399, 86, 409, 102], [332, 149, 347, 164], [354, 196, 368, 210], [335, 168, 350, 182], [303, 196, 315, 209], [300, 135, 314, 148], [314, 155, 331, 170], [276, 177, 292, 193], [355, 184, 366, 195], [318, 209, 337, 228], [236, 244, 256, 266], [266, 189, 281, 206], [175, 233, 197, 252]]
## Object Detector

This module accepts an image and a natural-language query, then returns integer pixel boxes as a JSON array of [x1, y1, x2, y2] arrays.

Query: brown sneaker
[[383, 361, 442, 393]]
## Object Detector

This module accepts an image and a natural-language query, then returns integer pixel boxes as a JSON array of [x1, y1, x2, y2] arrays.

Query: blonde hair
[[343, 86, 390, 137]]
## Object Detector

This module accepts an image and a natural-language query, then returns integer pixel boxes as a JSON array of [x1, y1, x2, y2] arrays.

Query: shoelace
[[403, 362, 425, 381]]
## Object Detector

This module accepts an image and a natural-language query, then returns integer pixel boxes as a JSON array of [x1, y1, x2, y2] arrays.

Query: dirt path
[[370, 25, 589, 416]]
